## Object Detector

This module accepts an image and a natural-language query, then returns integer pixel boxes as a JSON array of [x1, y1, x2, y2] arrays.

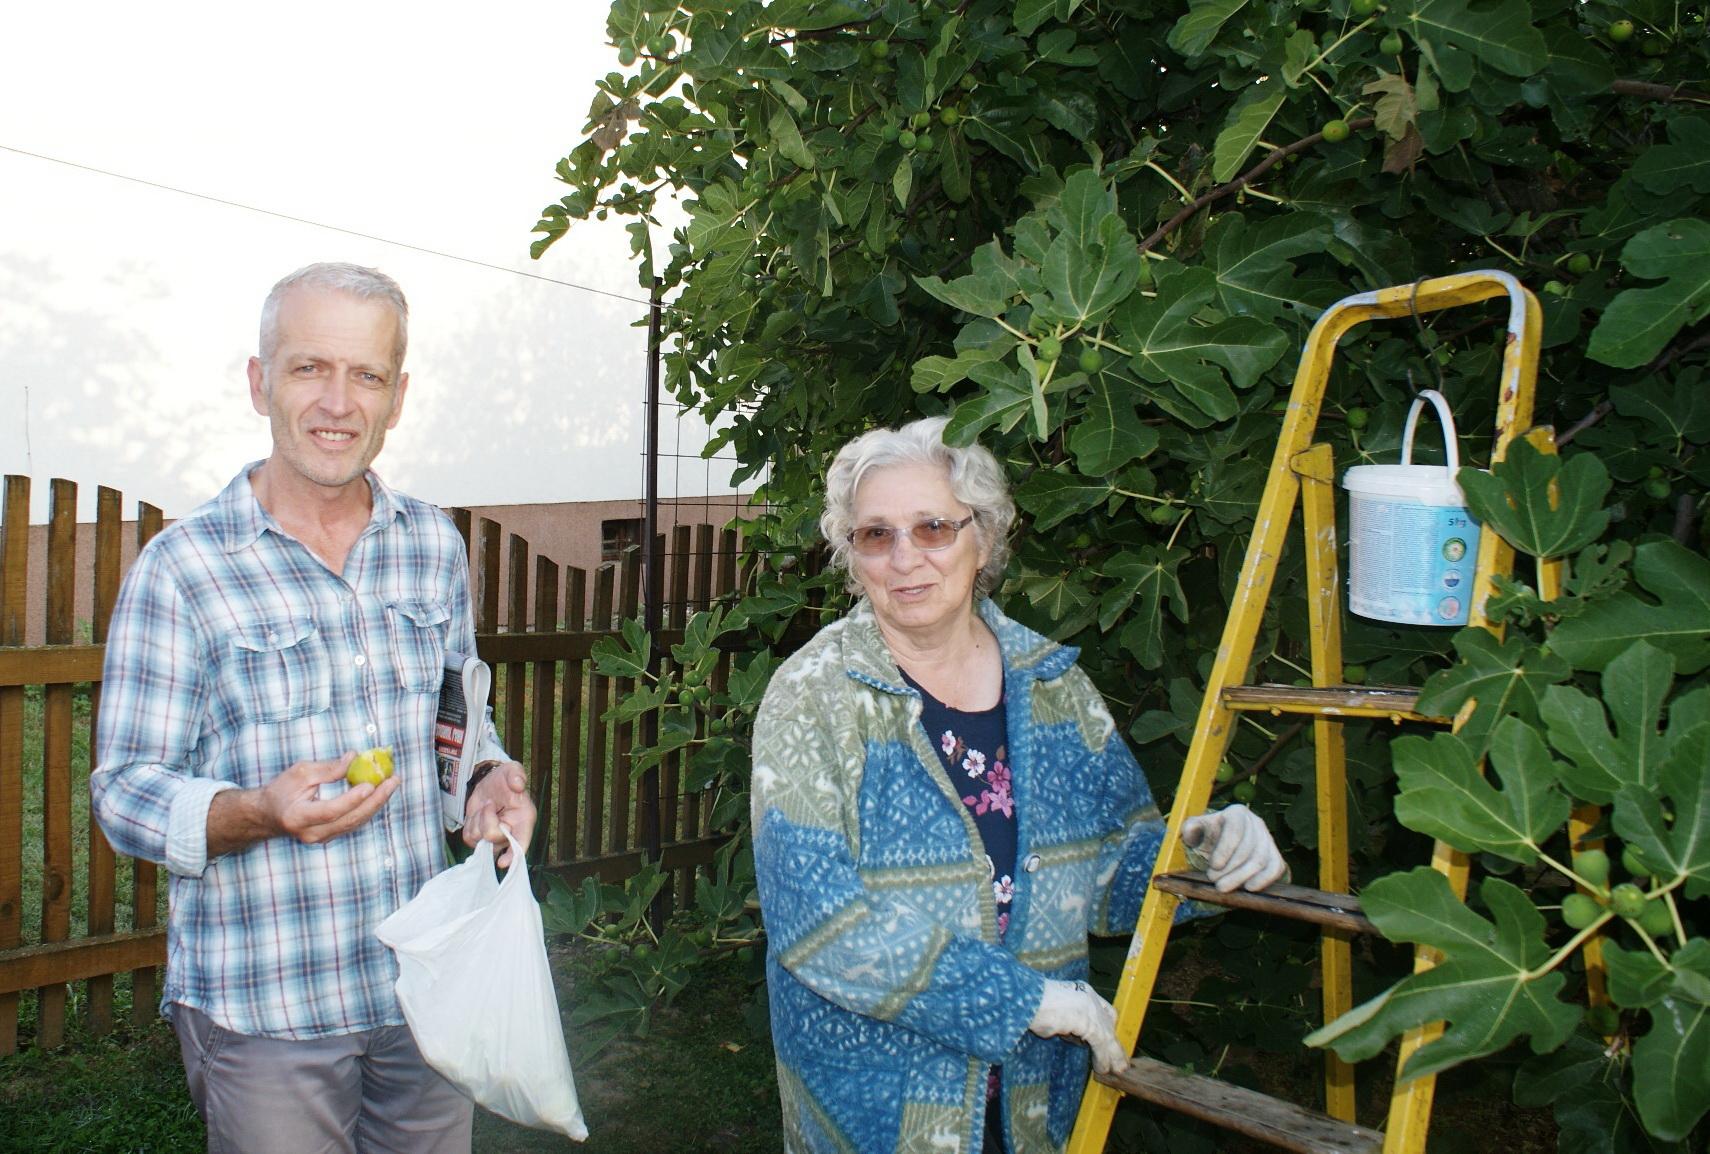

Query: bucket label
[[1347, 498, 1479, 626]]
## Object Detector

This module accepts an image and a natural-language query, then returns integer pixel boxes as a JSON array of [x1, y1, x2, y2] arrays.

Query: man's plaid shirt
[[92, 465, 505, 1039]]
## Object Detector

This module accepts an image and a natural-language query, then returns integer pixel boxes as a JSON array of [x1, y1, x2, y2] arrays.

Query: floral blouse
[[905, 672, 1017, 941]]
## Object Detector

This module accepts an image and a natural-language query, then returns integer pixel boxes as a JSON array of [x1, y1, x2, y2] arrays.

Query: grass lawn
[[0, 947, 779, 1154]]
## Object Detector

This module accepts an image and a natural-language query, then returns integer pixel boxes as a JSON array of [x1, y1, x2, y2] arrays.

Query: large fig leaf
[[1014, 468, 1114, 530], [1166, 0, 1248, 58], [1402, 0, 1547, 91], [1206, 213, 1335, 322], [945, 362, 1036, 443], [1610, 372, 1710, 452], [1040, 171, 1142, 324], [1212, 86, 1285, 183], [1630, 940, 1710, 1141], [1588, 218, 1710, 369], [1069, 373, 1159, 475], [1305, 871, 1580, 1080], [1113, 265, 1288, 423], [1456, 437, 1611, 559], [1550, 540, 1710, 675], [1099, 545, 1190, 668], [1414, 628, 1572, 757], [1612, 723, 1710, 900], [915, 239, 1024, 319], [1631, 116, 1710, 197], [1539, 640, 1677, 803], [1392, 719, 1571, 864]]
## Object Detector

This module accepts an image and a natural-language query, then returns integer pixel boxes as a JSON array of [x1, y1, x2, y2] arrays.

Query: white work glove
[[1180, 803, 1289, 893], [1028, 979, 1127, 1076]]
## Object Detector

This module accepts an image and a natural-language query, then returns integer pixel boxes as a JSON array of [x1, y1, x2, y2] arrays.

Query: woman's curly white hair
[[819, 416, 1015, 599]]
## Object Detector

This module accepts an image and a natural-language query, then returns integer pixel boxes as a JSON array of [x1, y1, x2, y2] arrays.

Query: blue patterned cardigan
[[751, 598, 1171, 1154]]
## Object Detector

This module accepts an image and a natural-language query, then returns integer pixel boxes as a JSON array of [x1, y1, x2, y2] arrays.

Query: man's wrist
[[465, 760, 501, 800]]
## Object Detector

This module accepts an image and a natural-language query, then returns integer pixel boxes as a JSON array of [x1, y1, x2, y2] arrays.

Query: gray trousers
[[172, 1003, 474, 1154]]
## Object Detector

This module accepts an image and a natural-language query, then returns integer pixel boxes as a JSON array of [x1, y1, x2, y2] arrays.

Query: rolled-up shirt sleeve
[[91, 549, 219, 877]]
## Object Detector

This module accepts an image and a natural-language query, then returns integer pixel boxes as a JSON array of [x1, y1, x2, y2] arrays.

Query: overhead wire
[[0, 142, 657, 308]]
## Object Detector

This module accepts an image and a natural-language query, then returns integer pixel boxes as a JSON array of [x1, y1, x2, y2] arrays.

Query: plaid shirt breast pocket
[[228, 616, 332, 723], [385, 601, 450, 693]]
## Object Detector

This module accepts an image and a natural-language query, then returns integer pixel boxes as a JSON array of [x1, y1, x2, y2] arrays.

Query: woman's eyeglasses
[[846, 516, 975, 556]]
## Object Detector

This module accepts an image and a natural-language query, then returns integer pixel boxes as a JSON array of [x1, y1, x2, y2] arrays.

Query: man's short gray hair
[[820, 415, 1015, 598], [258, 262, 409, 370]]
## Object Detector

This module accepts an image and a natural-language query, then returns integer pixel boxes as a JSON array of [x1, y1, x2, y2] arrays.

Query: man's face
[[247, 287, 408, 493]]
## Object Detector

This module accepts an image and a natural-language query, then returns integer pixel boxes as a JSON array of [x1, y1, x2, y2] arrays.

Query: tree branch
[[1672, 492, 1696, 547], [1138, 118, 1377, 255], [1558, 326, 1710, 446], [1556, 401, 1612, 447], [1612, 79, 1710, 104]]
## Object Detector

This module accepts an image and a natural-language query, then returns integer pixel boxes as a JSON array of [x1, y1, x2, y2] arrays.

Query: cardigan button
[[1023, 853, 1042, 873]]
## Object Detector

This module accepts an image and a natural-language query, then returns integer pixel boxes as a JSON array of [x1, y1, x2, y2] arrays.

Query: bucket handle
[[1400, 389, 1460, 472]]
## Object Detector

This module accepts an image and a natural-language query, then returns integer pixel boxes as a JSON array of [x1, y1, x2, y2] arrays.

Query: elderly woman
[[751, 416, 1286, 1154]]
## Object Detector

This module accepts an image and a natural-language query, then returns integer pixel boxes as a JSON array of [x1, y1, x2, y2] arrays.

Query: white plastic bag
[[376, 830, 588, 1140]]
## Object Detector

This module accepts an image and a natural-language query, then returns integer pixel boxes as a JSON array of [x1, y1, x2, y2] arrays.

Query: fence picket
[[608, 549, 640, 854], [555, 566, 587, 862], [664, 526, 694, 907], [37, 480, 77, 1048], [477, 518, 501, 633], [504, 533, 528, 756], [0, 475, 30, 1054], [528, 556, 559, 869], [677, 524, 718, 897], [582, 565, 614, 857], [85, 487, 122, 1037]]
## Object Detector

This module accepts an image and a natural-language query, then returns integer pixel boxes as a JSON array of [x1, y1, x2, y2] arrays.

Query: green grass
[[477, 949, 779, 1154], [0, 1015, 199, 1154], [0, 946, 780, 1154]]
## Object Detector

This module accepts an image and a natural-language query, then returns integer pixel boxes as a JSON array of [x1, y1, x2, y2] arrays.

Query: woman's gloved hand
[[1181, 803, 1289, 893], [1028, 979, 1127, 1075]]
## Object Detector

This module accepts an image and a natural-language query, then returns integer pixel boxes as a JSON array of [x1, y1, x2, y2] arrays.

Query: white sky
[[0, 2, 731, 520]]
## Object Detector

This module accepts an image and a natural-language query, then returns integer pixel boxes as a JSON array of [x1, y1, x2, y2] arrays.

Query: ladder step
[[1152, 871, 1377, 935], [1098, 1056, 1385, 1154], [1221, 683, 1448, 724]]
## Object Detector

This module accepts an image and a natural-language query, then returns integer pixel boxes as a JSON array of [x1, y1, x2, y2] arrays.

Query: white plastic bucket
[[1343, 390, 1480, 626]]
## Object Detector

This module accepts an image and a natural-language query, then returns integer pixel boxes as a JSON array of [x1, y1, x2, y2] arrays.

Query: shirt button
[[1023, 854, 1042, 873], [354, 654, 367, 667], [366, 723, 378, 735]]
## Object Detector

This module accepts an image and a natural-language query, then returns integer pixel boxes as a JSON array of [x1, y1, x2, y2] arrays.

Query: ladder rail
[[1067, 272, 1544, 1154], [1297, 443, 1357, 1122]]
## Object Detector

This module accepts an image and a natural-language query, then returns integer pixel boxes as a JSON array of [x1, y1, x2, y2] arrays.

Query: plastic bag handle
[[1400, 389, 1460, 472]]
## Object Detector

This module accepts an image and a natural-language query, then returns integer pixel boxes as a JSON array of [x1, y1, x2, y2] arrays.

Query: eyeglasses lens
[[850, 518, 966, 556]]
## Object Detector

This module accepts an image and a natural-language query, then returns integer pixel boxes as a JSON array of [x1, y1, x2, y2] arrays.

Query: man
[[92, 262, 536, 1153]]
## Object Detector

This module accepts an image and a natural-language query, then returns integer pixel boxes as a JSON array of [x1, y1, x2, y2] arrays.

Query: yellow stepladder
[[1065, 271, 1595, 1154]]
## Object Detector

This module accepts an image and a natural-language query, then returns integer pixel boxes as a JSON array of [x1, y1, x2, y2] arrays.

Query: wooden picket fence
[[0, 474, 754, 1055]]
